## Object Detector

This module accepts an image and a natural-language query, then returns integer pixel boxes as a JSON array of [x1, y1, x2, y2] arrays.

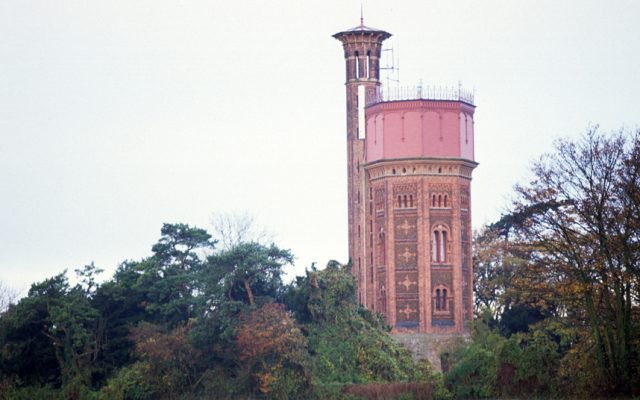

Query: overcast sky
[[1, 0, 639, 293]]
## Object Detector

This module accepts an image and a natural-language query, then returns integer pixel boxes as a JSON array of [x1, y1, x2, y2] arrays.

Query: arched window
[[403, 195, 408, 208], [434, 286, 449, 311], [409, 195, 413, 207], [397, 195, 402, 208], [440, 231, 447, 262], [354, 51, 360, 79], [444, 195, 448, 208], [432, 194, 436, 207], [438, 194, 442, 208]]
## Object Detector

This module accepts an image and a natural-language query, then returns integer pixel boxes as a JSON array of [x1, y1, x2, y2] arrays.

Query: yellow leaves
[[258, 371, 276, 394]]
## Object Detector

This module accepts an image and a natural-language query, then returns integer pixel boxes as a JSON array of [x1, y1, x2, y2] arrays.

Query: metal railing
[[367, 84, 475, 106]]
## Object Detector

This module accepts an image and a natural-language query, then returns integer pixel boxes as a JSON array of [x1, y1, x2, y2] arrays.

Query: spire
[[360, 2, 364, 25]]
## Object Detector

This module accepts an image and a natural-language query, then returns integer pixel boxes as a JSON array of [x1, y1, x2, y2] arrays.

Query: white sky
[[1, 0, 639, 293]]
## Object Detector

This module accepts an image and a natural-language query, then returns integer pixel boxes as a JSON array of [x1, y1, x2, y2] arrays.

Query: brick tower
[[335, 22, 477, 336], [333, 21, 390, 308]]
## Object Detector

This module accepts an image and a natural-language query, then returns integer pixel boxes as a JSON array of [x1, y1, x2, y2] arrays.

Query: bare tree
[[0, 280, 19, 314], [210, 212, 273, 251]]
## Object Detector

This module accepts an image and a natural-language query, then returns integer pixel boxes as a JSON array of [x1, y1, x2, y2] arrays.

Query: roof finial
[[360, 2, 364, 25]]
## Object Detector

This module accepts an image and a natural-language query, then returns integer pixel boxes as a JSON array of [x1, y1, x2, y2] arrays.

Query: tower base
[[393, 333, 470, 372]]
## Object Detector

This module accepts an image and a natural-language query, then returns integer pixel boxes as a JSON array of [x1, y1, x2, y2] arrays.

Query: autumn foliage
[[463, 127, 640, 397], [236, 303, 311, 396]]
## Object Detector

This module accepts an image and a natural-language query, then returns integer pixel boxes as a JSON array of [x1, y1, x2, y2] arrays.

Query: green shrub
[[99, 362, 156, 400], [445, 344, 496, 398]]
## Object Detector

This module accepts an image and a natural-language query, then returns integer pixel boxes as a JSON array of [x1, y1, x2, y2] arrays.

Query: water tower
[[335, 21, 477, 337]]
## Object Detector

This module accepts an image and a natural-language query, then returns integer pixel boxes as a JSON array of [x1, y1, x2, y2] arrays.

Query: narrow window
[[366, 50, 371, 79], [435, 289, 441, 310], [432, 194, 436, 207], [442, 289, 448, 310], [358, 225, 360, 238], [431, 231, 438, 262], [409, 195, 413, 207], [403, 195, 408, 208], [438, 194, 442, 208], [444, 195, 448, 208], [440, 231, 447, 262], [355, 51, 360, 79], [398, 195, 402, 208]]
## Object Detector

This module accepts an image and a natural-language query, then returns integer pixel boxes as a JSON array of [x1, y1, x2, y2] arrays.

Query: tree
[[138, 223, 215, 326], [128, 322, 203, 397], [0, 280, 19, 315], [0, 268, 104, 395], [236, 303, 311, 398], [473, 225, 561, 329], [210, 212, 272, 251], [510, 127, 640, 394], [207, 242, 292, 307]]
